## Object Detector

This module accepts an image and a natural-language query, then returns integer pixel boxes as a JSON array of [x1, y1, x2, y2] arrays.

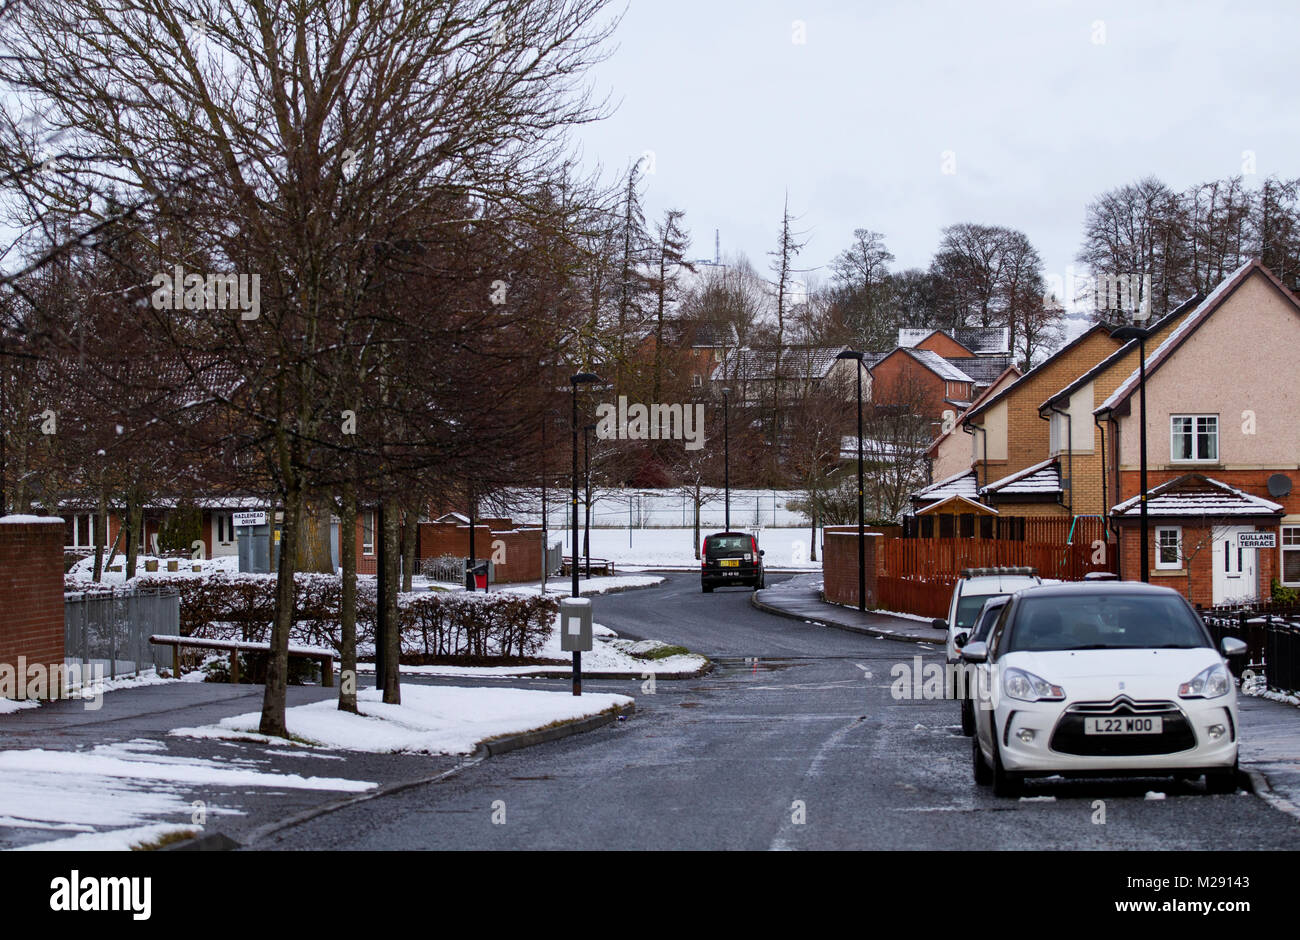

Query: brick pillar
[[0, 517, 66, 699]]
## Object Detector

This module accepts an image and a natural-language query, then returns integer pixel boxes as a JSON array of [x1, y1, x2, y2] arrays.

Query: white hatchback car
[[964, 582, 1245, 797], [937, 567, 1041, 666]]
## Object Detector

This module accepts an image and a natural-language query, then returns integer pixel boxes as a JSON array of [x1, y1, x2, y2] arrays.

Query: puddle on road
[[710, 657, 804, 677]]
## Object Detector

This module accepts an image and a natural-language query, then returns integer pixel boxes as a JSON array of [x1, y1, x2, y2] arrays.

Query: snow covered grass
[[504, 574, 664, 596], [0, 739, 374, 849], [173, 683, 632, 755], [17, 822, 202, 852]]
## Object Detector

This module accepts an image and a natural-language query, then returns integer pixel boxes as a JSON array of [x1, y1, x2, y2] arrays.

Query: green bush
[[1271, 577, 1299, 604], [202, 651, 319, 685]]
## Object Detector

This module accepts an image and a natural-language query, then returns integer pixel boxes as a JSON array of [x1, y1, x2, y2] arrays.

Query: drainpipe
[[1047, 401, 1073, 517]]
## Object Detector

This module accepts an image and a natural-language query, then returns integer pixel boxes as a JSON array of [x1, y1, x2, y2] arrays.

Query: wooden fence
[[875, 524, 1116, 618]]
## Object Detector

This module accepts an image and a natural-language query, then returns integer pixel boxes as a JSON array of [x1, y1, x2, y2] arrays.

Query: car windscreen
[[706, 536, 750, 554], [970, 602, 1007, 643], [1006, 593, 1211, 653], [956, 593, 1006, 630]]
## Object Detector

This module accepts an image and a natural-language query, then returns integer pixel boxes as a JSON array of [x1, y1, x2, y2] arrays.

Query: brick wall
[[0, 518, 66, 697], [822, 531, 879, 607], [417, 521, 543, 583], [1117, 521, 1279, 608]]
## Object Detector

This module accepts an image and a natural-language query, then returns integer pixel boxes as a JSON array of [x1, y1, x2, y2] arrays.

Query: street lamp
[[1111, 323, 1154, 582], [570, 373, 600, 597], [583, 423, 595, 579], [722, 387, 731, 531], [837, 349, 866, 612]]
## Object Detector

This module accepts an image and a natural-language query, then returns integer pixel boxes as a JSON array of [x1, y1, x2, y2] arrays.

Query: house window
[[216, 513, 234, 544], [65, 513, 95, 548], [1156, 526, 1182, 570], [691, 373, 702, 387], [1171, 415, 1218, 462], [1283, 526, 1300, 586], [362, 511, 375, 555]]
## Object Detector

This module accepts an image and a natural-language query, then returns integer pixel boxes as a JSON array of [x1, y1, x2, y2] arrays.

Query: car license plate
[[1083, 716, 1163, 735], [721, 559, 739, 567]]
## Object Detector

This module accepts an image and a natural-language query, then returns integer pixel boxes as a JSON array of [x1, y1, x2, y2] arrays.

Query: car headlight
[[1178, 663, 1231, 699], [1003, 667, 1065, 702]]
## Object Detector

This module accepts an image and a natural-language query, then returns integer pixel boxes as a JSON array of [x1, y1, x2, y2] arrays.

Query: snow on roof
[[916, 494, 998, 515], [905, 348, 975, 383], [714, 345, 850, 382], [1111, 474, 1284, 517], [1096, 259, 1261, 415], [0, 515, 64, 524], [912, 468, 979, 503], [981, 458, 1061, 495]]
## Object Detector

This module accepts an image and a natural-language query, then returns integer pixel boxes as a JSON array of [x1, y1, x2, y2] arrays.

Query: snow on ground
[[173, 683, 632, 755], [0, 698, 40, 714], [0, 739, 373, 849], [17, 822, 201, 852], [504, 574, 664, 596], [562, 527, 820, 570]]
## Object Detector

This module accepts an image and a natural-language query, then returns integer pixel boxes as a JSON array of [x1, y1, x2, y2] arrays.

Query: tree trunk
[[125, 496, 139, 580], [381, 506, 401, 704], [92, 485, 106, 582], [810, 507, 817, 562], [338, 483, 358, 713], [260, 487, 302, 737], [297, 498, 335, 573], [401, 507, 417, 593]]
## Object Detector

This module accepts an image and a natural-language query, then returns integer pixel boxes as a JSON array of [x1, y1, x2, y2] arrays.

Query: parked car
[[701, 531, 764, 592], [964, 581, 1246, 797], [954, 594, 1010, 736], [936, 567, 1041, 675]]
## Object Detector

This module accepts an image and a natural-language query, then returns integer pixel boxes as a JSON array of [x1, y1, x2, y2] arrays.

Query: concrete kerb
[[750, 590, 940, 645], [1243, 767, 1300, 824], [160, 701, 636, 851]]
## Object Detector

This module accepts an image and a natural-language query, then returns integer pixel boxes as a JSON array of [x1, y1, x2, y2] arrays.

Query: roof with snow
[[713, 345, 850, 382], [1110, 474, 1284, 519], [904, 348, 975, 383], [911, 468, 980, 505], [981, 457, 1062, 497], [945, 355, 1014, 386], [916, 494, 997, 516], [900, 326, 1010, 356], [1096, 259, 1300, 416]]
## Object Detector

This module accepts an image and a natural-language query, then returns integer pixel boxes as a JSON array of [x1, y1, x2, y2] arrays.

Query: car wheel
[[960, 698, 975, 737], [972, 736, 992, 785], [991, 734, 1023, 798], [702, 584, 714, 593], [1205, 760, 1239, 794]]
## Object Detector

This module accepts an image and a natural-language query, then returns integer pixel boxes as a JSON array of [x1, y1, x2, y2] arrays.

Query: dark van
[[701, 531, 765, 592]]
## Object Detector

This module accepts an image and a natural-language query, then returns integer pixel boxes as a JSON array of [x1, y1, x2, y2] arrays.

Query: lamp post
[[583, 423, 595, 579], [722, 387, 731, 531], [1111, 324, 1153, 582], [837, 349, 866, 611], [570, 373, 600, 597]]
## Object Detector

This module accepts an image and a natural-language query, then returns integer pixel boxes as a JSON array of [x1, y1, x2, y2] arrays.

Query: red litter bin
[[465, 560, 490, 591]]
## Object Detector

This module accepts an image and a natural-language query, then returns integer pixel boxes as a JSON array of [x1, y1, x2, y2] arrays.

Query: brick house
[[1094, 259, 1300, 606], [868, 347, 976, 433]]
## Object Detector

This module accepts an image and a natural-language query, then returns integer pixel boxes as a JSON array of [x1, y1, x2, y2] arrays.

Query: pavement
[[754, 571, 948, 644]]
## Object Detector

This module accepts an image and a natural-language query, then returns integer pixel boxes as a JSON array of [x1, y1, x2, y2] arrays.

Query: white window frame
[[1282, 525, 1300, 586], [1155, 525, 1182, 570], [1170, 414, 1218, 462], [66, 513, 95, 549], [691, 373, 703, 388], [362, 511, 375, 555]]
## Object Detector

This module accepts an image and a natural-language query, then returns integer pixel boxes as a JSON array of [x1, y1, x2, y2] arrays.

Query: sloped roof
[[1096, 259, 1300, 416], [911, 468, 980, 504], [713, 345, 850, 382], [946, 355, 1013, 386], [906, 348, 975, 383], [1039, 294, 1202, 414], [952, 327, 1010, 355], [1111, 474, 1284, 518], [916, 494, 998, 516], [981, 457, 1062, 496]]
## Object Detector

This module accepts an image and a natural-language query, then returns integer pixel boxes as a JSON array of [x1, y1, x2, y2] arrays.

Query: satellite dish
[[1267, 474, 1293, 498]]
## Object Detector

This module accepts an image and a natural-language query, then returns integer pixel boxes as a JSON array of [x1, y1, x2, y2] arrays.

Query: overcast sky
[[572, 0, 1299, 289]]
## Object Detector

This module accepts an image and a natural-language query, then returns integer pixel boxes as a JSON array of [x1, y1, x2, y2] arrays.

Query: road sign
[[233, 511, 267, 527], [1237, 532, 1276, 549]]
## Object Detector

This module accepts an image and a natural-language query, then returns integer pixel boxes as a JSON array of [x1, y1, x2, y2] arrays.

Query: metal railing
[[1200, 605, 1300, 696], [64, 586, 180, 682]]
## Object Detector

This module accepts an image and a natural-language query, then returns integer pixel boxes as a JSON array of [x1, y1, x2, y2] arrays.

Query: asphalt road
[[260, 572, 1300, 850]]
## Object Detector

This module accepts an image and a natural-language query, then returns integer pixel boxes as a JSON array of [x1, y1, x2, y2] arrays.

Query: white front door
[[1212, 526, 1258, 605]]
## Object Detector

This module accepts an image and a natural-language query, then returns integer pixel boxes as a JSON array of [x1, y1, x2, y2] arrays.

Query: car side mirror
[[960, 641, 988, 663], [932, 618, 948, 631], [1220, 637, 1247, 659], [954, 631, 969, 648]]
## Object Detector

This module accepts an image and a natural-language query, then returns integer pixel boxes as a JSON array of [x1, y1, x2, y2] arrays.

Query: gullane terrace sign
[[1237, 532, 1276, 549]]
